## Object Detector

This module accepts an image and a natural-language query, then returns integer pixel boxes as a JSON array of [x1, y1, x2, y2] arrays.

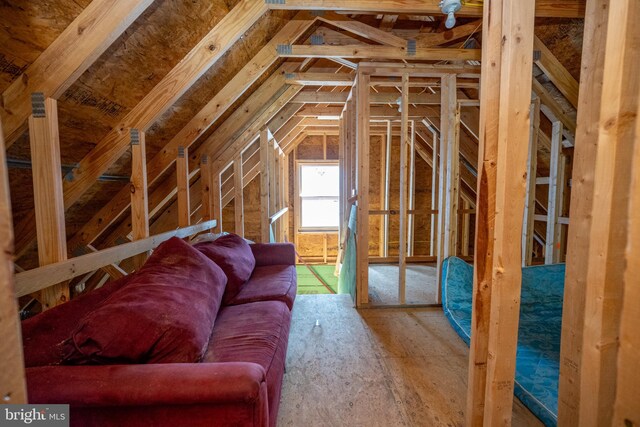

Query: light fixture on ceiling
[[439, 0, 462, 29]]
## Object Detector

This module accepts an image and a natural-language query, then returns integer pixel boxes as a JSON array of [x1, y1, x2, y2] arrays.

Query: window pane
[[301, 199, 339, 228], [300, 165, 339, 197]]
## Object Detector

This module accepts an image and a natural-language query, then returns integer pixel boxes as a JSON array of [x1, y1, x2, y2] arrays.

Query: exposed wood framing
[[522, 99, 540, 266], [14, 0, 269, 257], [200, 155, 213, 224], [398, 74, 409, 304], [557, 0, 611, 420], [0, 120, 27, 403], [355, 72, 370, 307], [560, 0, 639, 424], [466, 0, 536, 424], [533, 36, 579, 109], [0, 0, 153, 147], [260, 128, 270, 243], [234, 156, 244, 237], [545, 121, 563, 264], [28, 96, 68, 310], [267, 0, 586, 18], [176, 146, 191, 228], [277, 45, 481, 61], [130, 129, 149, 270], [15, 221, 217, 297]]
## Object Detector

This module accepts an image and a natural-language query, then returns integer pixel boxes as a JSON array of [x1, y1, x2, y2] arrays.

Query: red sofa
[[21, 238, 297, 427]]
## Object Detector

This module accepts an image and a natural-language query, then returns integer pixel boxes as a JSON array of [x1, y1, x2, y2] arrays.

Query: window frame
[[296, 160, 340, 233]]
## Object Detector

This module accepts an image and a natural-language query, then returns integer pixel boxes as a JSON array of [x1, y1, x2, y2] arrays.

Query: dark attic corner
[[0, 0, 638, 426]]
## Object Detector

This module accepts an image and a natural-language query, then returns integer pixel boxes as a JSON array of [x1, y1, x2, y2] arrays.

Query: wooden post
[[28, 94, 69, 310], [557, 1, 611, 419], [283, 153, 290, 242], [461, 198, 470, 257], [200, 154, 212, 224], [176, 146, 190, 227], [545, 121, 563, 264], [355, 72, 370, 306], [0, 120, 28, 403], [407, 120, 416, 257], [383, 120, 392, 258], [212, 169, 222, 233], [130, 129, 149, 270], [560, 0, 639, 424], [260, 128, 270, 243], [398, 73, 409, 304], [234, 156, 244, 237], [466, 0, 536, 425], [522, 99, 540, 266], [430, 126, 438, 257], [436, 74, 457, 303]]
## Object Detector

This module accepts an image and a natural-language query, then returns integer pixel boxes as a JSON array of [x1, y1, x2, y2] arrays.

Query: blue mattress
[[441, 257, 565, 426]]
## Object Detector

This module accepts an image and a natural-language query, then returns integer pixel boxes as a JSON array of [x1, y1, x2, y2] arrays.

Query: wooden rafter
[[277, 44, 481, 61], [0, 0, 153, 147]]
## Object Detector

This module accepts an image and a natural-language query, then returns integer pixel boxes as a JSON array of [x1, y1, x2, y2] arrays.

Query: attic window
[[298, 163, 339, 231]]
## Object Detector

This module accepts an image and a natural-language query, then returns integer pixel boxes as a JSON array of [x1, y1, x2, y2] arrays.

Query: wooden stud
[[200, 155, 213, 224], [355, 72, 370, 307], [560, 0, 639, 424], [260, 128, 270, 243], [234, 156, 244, 237], [0, 0, 153, 147], [398, 73, 410, 305], [130, 129, 149, 270], [466, 0, 536, 424], [522, 99, 540, 266], [0, 120, 27, 403], [429, 126, 438, 257], [407, 121, 416, 257], [28, 96, 69, 310], [212, 171, 222, 233], [545, 121, 563, 264], [176, 146, 190, 228], [383, 121, 392, 258]]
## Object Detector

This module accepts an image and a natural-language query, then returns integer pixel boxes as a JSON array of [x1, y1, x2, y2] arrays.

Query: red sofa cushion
[[22, 274, 134, 367], [203, 300, 291, 427], [227, 265, 297, 310], [194, 233, 255, 304], [60, 237, 227, 364]]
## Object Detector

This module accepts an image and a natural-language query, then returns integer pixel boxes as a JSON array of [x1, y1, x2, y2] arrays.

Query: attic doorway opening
[[295, 160, 341, 294]]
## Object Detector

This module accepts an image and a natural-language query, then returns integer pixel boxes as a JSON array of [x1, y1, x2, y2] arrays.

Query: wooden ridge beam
[[64, 16, 314, 254], [267, 0, 586, 18], [0, 119, 27, 404], [13, 0, 268, 258], [277, 44, 481, 61], [0, 0, 153, 147]]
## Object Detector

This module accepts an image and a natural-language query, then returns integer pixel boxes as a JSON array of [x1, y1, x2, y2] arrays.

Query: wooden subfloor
[[278, 294, 543, 426], [368, 264, 438, 305]]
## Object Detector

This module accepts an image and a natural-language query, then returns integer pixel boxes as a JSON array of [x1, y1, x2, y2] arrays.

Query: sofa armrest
[[251, 243, 296, 266], [27, 362, 266, 406]]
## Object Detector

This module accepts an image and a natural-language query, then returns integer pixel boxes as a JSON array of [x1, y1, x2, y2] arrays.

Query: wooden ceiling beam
[[533, 35, 580, 109], [317, 12, 407, 47], [267, 0, 586, 18], [0, 0, 154, 147], [285, 72, 354, 86], [291, 91, 442, 104], [414, 19, 482, 47], [63, 16, 316, 254], [277, 44, 481, 61]]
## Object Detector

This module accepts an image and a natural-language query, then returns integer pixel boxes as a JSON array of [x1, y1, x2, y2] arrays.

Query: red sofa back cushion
[[194, 233, 255, 304], [60, 237, 227, 364]]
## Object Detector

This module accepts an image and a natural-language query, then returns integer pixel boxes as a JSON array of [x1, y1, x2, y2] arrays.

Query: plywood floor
[[278, 294, 543, 427], [368, 264, 438, 305]]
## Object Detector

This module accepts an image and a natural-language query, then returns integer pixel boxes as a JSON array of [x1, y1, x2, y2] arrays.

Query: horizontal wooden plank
[[14, 221, 216, 297], [278, 44, 481, 61], [267, 0, 586, 18]]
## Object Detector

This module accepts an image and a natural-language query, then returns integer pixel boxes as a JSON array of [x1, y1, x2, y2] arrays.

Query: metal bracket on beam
[[130, 129, 140, 146], [310, 34, 324, 45], [178, 146, 186, 158], [311, 10, 325, 16], [264, 0, 285, 4], [285, 73, 296, 80], [533, 50, 541, 61], [201, 154, 208, 165], [276, 44, 292, 55], [407, 39, 417, 57], [31, 92, 46, 118]]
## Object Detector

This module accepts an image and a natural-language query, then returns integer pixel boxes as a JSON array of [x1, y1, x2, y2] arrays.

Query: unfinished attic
[[0, 0, 638, 425]]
